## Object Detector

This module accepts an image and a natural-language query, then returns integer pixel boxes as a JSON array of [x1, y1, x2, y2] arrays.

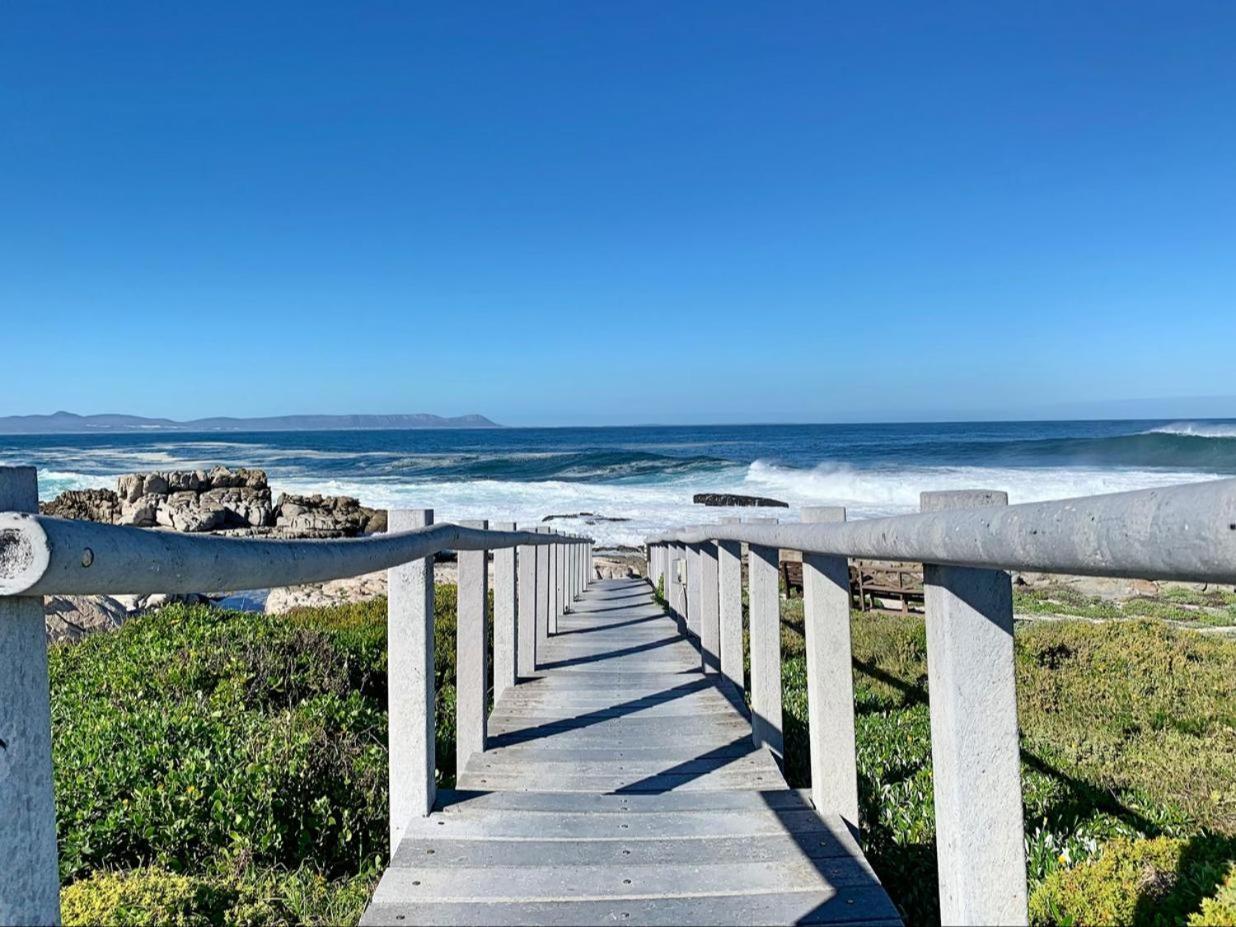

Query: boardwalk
[[361, 577, 900, 926]]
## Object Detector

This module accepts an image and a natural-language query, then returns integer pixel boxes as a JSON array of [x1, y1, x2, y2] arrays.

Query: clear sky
[[2, 2, 1234, 426]]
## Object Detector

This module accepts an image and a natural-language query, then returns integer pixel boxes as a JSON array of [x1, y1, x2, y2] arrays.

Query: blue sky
[[2, 2, 1234, 426]]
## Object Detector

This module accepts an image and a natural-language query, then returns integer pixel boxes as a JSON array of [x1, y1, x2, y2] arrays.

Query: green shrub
[[1028, 836, 1236, 926], [52, 588, 461, 925], [1192, 865, 1236, 926], [61, 867, 228, 927]]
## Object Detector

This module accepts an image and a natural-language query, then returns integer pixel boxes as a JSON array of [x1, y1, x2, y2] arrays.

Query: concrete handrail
[[645, 478, 1236, 583], [0, 512, 590, 596], [0, 464, 595, 926], [646, 476, 1236, 927]]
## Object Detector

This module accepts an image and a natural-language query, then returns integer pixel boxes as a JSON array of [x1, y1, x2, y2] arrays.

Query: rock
[[592, 551, 647, 580], [44, 594, 130, 643], [265, 571, 388, 614], [542, 512, 631, 523], [41, 488, 120, 522], [118, 493, 160, 527], [273, 492, 383, 537], [693, 492, 788, 508]]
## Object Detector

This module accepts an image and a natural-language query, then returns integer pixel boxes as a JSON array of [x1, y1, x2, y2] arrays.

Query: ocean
[[4, 419, 1236, 548]]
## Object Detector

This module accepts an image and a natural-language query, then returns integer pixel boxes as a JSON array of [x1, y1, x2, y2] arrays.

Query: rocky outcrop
[[692, 492, 788, 508], [42, 488, 121, 523], [275, 493, 386, 537], [43, 468, 384, 538]]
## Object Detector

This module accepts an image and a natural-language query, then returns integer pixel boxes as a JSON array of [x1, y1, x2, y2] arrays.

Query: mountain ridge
[[0, 411, 501, 434]]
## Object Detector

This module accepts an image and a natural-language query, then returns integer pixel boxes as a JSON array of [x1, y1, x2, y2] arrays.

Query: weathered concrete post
[[921, 490, 1028, 927], [668, 548, 686, 627], [517, 533, 537, 677], [0, 467, 61, 926], [388, 508, 436, 851], [492, 522, 517, 701], [535, 527, 551, 650], [456, 520, 489, 772], [698, 540, 720, 673], [553, 533, 563, 637], [748, 533, 783, 762], [717, 518, 744, 690], [685, 542, 701, 642], [801, 506, 860, 831]]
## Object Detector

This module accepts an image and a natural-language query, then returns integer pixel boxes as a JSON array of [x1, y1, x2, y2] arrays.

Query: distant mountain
[[0, 411, 501, 434]]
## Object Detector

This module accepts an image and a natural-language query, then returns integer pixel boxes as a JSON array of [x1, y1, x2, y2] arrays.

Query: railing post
[[0, 467, 61, 926], [535, 527, 551, 650], [748, 524, 783, 763], [517, 532, 537, 678], [921, 490, 1028, 927], [388, 508, 436, 852], [685, 542, 701, 641], [551, 534, 562, 632], [669, 546, 686, 629], [801, 506, 860, 831], [492, 522, 517, 701], [698, 539, 720, 673], [456, 520, 489, 772], [717, 518, 744, 691]]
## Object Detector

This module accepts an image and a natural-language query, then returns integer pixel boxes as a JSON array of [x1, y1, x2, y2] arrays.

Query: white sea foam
[[12, 447, 1226, 548], [270, 460, 1225, 548], [1144, 422, 1236, 438]]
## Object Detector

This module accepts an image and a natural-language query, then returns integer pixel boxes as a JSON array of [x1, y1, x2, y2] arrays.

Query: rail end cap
[[0, 513, 51, 596]]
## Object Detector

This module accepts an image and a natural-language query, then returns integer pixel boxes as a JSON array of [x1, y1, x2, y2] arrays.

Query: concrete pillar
[[698, 540, 720, 673], [456, 520, 489, 772], [388, 508, 436, 851], [922, 490, 1028, 927], [0, 467, 61, 926], [717, 529, 744, 690], [535, 527, 551, 651], [492, 522, 517, 701], [801, 506, 859, 831], [553, 536, 563, 632], [685, 543, 701, 642], [517, 534, 537, 677], [748, 541, 783, 762], [668, 549, 685, 627]]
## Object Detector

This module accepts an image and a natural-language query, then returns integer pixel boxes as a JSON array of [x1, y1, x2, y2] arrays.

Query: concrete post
[[535, 527, 551, 651], [717, 525, 744, 690], [0, 467, 60, 926], [517, 534, 537, 677], [456, 520, 489, 772], [801, 506, 860, 831], [921, 490, 1028, 927], [668, 550, 685, 627], [388, 508, 436, 851], [698, 540, 720, 673], [685, 542, 701, 641], [748, 541, 783, 762], [550, 536, 560, 633], [492, 522, 517, 701]]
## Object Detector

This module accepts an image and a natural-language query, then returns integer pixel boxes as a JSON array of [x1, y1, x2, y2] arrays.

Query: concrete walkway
[[361, 578, 900, 926]]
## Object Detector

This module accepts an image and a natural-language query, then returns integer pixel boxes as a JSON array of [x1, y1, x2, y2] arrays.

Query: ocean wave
[[1143, 421, 1236, 438]]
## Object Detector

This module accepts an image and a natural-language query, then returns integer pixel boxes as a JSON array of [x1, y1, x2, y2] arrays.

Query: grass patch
[[1013, 583, 1236, 627], [51, 589, 459, 926]]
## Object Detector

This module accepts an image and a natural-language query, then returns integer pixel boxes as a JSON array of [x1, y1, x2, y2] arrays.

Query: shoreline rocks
[[693, 492, 788, 508], [42, 468, 385, 538]]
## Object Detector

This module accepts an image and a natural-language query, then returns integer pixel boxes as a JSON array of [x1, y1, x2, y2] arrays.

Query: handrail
[[0, 513, 590, 596], [646, 478, 1236, 583]]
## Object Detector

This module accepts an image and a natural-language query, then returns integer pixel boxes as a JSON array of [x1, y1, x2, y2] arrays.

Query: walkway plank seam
[[361, 577, 900, 926]]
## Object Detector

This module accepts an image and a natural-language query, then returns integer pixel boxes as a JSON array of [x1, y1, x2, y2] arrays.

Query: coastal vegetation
[[51, 582, 1236, 925]]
